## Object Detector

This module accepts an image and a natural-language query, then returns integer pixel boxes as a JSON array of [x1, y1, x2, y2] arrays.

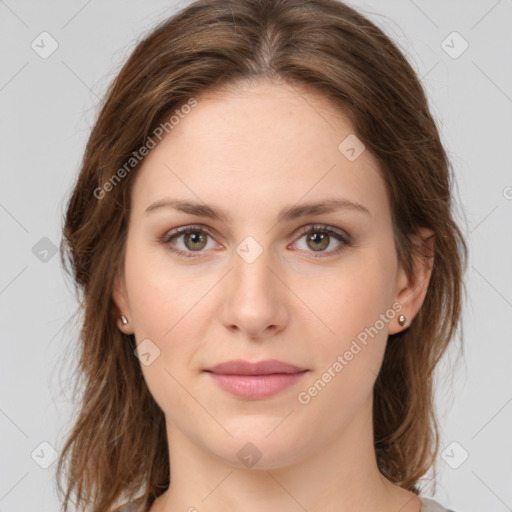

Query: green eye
[[160, 223, 351, 259], [293, 224, 350, 257], [159, 225, 216, 258]]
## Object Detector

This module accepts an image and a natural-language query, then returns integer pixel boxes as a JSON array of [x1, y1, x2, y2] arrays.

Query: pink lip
[[203, 359, 308, 399]]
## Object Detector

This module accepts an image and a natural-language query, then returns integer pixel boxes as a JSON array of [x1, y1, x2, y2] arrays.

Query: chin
[[205, 423, 305, 470]]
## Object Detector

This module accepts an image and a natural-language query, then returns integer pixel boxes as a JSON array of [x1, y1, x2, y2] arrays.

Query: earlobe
[[112, 274, 134, 334], [389, 228, 435, 335]]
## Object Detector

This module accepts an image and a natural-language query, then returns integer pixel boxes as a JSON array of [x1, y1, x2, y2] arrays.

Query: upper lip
[[204, 359, 307, 375]]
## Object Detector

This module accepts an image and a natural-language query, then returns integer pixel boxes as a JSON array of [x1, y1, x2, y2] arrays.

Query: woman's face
[[113, 80, 429, 469]]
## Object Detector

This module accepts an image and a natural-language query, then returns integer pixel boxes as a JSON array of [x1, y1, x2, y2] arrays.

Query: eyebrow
[[144, 197, 371, 222]]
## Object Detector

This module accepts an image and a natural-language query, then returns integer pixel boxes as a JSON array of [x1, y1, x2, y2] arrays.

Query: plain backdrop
[[1, 1, 511, 511]]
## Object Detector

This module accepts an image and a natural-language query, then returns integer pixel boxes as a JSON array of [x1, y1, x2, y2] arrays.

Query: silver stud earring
[[398, 314, 406, 326], [120, 315, 128, 325]]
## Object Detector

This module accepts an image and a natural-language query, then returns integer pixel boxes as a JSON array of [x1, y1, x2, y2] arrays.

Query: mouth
[[203, 359, 309, 399], [204, 358, 308, 376]]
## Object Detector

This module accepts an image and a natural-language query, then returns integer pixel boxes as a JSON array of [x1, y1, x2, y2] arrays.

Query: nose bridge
[[232, 236, 276, 299], [219, 234, 287, 337]]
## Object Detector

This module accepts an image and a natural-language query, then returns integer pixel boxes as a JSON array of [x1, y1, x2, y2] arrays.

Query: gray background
[[1, 0, 511, 510]]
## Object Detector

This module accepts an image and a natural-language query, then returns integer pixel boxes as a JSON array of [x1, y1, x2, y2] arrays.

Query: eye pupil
[[307, 232, 329, 251], [185, 231, 207, 250]]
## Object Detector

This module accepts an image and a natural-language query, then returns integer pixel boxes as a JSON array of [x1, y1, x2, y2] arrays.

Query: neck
[[151, 397, 421, 512]]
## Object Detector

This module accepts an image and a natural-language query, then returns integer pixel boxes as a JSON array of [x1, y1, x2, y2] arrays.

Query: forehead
[[129, 81, 388, 221]]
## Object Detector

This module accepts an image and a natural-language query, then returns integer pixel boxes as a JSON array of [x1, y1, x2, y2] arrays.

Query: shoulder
[[420, 496, 457, 512], [115, 495, 455, 512], [111, 496, 150, 512]]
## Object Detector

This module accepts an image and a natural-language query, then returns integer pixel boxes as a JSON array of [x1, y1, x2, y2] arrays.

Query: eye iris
[[184, 231, 207, 251], [307, 232, 329, 251]]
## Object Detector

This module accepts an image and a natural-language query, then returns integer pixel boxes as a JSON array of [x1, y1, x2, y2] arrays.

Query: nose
[[218, 243, 289, 341]]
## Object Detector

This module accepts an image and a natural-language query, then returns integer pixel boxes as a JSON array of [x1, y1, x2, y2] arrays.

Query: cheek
[[298, 254, 395, 346], [294, 247, 397, 401], [294, 263, 393, 433], [123, 243, 220, 371], [124, 241, 198, 333], [123, 251, 207, 413]]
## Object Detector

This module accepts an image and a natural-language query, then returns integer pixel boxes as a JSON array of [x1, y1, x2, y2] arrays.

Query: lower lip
[[205, 371, 308, 399]]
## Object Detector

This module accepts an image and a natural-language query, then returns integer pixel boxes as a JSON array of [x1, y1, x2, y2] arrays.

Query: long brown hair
[[56, 0, 468, 510]]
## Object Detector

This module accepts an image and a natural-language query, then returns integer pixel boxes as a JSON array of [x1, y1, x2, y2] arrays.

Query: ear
[[388, 227, 435, 335], [112, 270, 134, 335]]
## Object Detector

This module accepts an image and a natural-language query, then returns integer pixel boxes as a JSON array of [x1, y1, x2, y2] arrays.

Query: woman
[[56, 0, 467, 511]]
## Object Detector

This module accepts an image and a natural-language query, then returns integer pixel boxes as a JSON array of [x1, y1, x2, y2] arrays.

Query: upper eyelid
[[295, 223, 349, 239]]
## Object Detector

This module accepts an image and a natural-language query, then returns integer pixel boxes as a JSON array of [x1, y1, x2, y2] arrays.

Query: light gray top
[[421, 496, 456, 511], [114, 495, 456, 511]]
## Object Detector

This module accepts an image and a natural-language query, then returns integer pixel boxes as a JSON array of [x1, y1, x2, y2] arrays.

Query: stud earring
[[398, 314, 406, 326], [120, 315, 128, 325]]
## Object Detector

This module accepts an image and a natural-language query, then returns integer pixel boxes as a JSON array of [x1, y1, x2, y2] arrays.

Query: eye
[[291, 224, 351, 257], [158, 223, 351, 259], [158, 225, 218, 258]]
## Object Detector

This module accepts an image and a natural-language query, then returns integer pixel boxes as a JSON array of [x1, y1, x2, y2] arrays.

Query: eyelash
[[158, 223, 351, 259]]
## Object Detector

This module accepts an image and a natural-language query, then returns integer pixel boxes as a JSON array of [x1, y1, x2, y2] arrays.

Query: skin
[[112, 80, 434, 512]]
